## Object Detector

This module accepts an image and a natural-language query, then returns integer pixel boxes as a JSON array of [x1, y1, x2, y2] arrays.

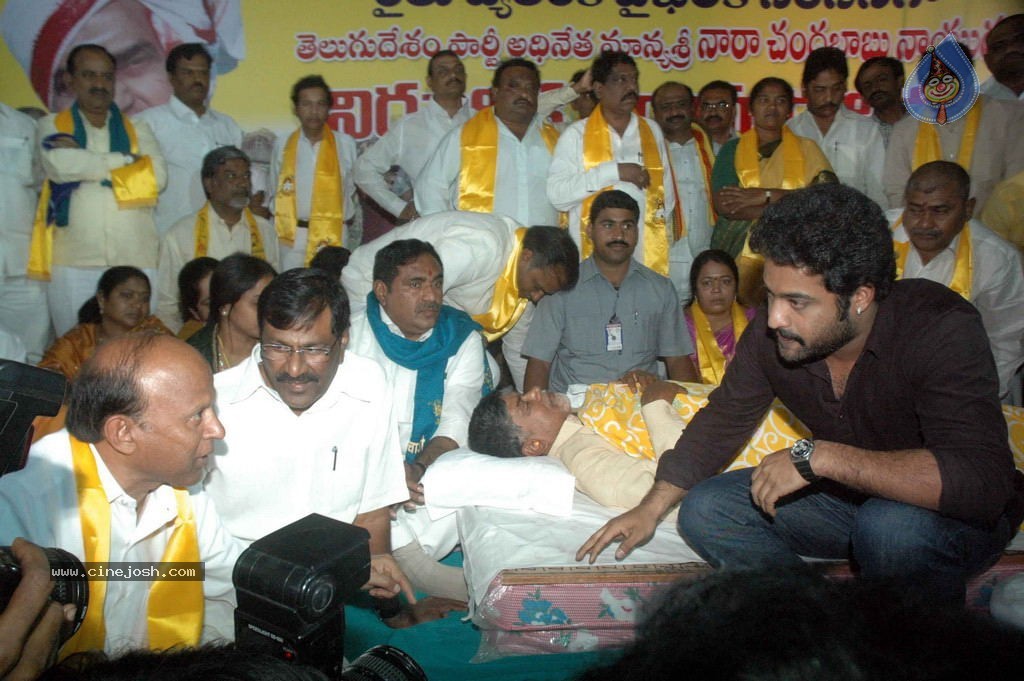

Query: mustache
[[773, 328, 805, 345], [89, 88, 110, 97], [667, 115, 688, 124], [274, 373, 319, 385], [605, 240, 630, 248], [416, 302, 441, 314]]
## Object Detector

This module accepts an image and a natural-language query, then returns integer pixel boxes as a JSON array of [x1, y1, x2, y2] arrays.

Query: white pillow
[[422, 448, 575, 520]]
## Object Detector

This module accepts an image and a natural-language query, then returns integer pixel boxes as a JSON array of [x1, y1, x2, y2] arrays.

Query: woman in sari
[[710, 77, 836, 303], [684, 249, 755, 384], [40, 266, 171, 381], [187, 253, 276, 373]]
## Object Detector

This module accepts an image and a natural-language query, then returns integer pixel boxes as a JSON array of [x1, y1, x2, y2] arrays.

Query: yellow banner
[[0, 1, 1015, 142]]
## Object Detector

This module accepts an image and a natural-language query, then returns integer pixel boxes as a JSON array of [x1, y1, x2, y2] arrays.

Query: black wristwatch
[[790, 439, 819, 483]]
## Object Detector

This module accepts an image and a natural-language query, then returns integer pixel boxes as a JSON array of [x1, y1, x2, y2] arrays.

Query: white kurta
[[205, 347, 407, 542], [891, 213, 1024, 398], [546, 113, 676, 265], [135, 96, 244, 235], [787, 105, 886, 208], [354, 98, 474, 218], [0, 431, 242, 652], [0, 103, 49, 360], [414, 112, 559, 226], [666, 135, 714, 303], [155, 205, 280, 330], [269, 128, 359, 259]]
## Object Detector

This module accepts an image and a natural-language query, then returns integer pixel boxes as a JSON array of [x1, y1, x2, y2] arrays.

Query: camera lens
[[307, 577, 335, 616], [339, 645, 427, 681], [0, 546, 88, 643]]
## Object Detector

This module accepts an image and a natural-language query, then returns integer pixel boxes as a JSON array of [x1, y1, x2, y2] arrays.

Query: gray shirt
[[523, 257, 692, 393]]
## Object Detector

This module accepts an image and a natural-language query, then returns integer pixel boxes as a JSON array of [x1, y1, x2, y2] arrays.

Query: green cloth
[[344, 552, 621, 681], [186, 323, 216, 372], [709, 138, 756, 259]]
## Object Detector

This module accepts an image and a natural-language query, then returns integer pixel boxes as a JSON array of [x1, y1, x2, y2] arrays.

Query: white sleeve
[[546, 122, 620, 211], [354, 126, 408, 218], [413, 126, 460, 216]]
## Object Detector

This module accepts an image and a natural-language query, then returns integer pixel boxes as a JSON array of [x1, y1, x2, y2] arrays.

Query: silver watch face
[[791, 439, 814, 461]]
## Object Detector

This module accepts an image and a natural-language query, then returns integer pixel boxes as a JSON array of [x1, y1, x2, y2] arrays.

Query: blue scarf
[[43, 102, 132, 227], [366, 293, 492, 460]]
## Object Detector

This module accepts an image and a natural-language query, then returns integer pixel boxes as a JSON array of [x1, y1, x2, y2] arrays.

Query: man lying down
[[467, 377, 691, 510]]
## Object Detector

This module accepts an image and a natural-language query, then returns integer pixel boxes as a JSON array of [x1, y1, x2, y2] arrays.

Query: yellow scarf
[[473, 228, 528, 342], [893, 217, 973, 300], [28, 109, 158, 281], [734, 127, 806, 189], [62, 435, 203, 656], [689, 301, 749, 385], [581, 104, 669, 275], [193, 203, 266, 260], [275, 127, 344, 265], [912, 99, 981, 172], [667, 124, 718, 241]]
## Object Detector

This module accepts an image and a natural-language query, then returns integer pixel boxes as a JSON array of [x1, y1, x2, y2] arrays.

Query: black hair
[[201, 145, 249, 181], [698, 80, 738, 103], [522, 225, 580, 290], [372, 239, 443, 288], [257, 268, 350, 338], [588, 189, 640, 226], [208, 253, 277, 328], [165, 43, 212, 73], [309, 246, 351, 280], [750, 77, 795, 105], [651, 81, 694, 104], [492, 58, 540, 89], [688, 249, 739, 307], [749, 184, 895, 310], [591, 50, 636, 84], [66, 44, 115, 75], [177, 257, 219, 324], [290, 75, 331, 107], [906, 161, 971, 203], [77, 266, 150, 325], [467, 390, 524, 458], [854, 56, 904, 95], [65, 335, 159, 442], [802, 46, 849, 85]]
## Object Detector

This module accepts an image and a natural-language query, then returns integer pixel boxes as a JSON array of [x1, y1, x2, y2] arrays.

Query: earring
[[856, 307, 863, 316]]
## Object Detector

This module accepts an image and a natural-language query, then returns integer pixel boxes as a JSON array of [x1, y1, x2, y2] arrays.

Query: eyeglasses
[[701, 101, 733, 111], [260, 338, 339, 365]]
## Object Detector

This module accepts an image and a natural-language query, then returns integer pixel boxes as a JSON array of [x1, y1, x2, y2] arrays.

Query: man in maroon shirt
[[578, 183, 1024, 604]]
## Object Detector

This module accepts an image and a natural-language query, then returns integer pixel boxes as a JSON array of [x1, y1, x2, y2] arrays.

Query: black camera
[[0, 545, 89, 643], [233, 513, 426, 680], [0, 360, 66, 477]]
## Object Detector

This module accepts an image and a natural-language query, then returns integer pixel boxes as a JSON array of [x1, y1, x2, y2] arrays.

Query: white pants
[[0, 276, 51, 362]]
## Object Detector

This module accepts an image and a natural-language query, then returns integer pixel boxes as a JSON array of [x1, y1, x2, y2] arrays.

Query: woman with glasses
[[188, 253, 277, 372], [709, 77, 835, 302]]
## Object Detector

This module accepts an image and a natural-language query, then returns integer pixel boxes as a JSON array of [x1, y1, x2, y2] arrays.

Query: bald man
[[0, 335, 243, 654]]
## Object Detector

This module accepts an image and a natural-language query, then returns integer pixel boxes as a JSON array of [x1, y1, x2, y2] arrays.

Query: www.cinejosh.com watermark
[[50, 562, 206, 581]]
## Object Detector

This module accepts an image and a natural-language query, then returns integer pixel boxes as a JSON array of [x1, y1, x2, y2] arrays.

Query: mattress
[[460, 491, 1024, 660]]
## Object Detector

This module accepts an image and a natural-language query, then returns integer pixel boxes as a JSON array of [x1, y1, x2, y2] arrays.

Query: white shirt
[[884, 95, 1024, 210], [414, 112, 559, 225], [788, 105, 887, 208], [343, 211, 521, 318], [354, 98, 474, 218], [269, 129, 358, 224], [0, 431, 241, 652], [155, 205, 280, 330], [891, 213, 1024, 397], [547, 113, 676, 266], [666, 136, 714, 302], [980, 76, 1024, 102], [0, 103, 39, 278], [205, 346, 407, 542], [135, 96, 244, 235], [38, 111, 167, 268]]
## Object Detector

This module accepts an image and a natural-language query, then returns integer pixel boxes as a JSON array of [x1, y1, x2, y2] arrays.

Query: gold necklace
[[214, 324, 233, 372]]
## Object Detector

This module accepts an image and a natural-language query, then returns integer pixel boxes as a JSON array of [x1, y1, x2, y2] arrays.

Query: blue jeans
[[677, 468, 1015, 605]]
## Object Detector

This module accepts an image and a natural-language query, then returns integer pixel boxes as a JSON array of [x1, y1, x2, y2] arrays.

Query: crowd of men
[[1, 10, 1023, 671]]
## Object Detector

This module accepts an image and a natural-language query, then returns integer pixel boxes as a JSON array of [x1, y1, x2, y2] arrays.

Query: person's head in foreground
[[749, 183, 895, 366], [372, 239, 445, 340], [516, 225, 581, 304], [257, 268, 350, 415]]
